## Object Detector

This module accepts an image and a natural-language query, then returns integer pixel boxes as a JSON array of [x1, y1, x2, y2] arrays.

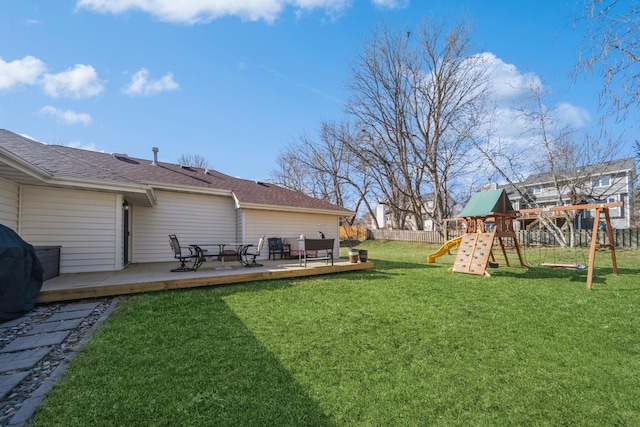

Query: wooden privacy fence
[[365, 228, 640, 249], [339, 226, 368, 242]]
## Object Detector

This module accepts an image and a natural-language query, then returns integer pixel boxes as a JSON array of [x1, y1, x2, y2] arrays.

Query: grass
[[29, 241, 640, 426]]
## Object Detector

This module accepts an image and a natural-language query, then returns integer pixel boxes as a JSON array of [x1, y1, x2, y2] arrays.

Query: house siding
[[131, 190, 236, 263], [235, 209, 243, 243], [241, 210, 340, 259], [0, 177, 19, 231], [19, 186, 121, 273]]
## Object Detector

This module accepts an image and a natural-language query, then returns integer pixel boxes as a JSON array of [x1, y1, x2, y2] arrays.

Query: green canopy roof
[[459, 188, 515, 217]]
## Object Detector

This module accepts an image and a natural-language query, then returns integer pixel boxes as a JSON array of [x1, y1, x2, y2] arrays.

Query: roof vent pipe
[[152, 147, 159, 166]]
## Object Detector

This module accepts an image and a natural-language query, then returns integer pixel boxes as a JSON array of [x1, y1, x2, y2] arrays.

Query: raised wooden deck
[[37, 258, 375, 303]]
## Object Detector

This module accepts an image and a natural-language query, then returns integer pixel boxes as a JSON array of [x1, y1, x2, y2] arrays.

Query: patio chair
[[268, 237, 290, 260], [168, 234, 198, 272], [242, 235, 265, 267]]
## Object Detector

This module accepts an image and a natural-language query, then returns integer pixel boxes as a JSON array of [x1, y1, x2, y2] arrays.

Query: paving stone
[[45, 309, 94, 322], [0, 331, 70, 353], [0, 347, 52, 373], [0, 315, 32, 330], [8, 394, 40, 426], [0, 371, 29, 400], [25, 318, 84, 335], [0, 298, 116, 427], [7, 364, 61, 426], [58, 302, 100, 312]]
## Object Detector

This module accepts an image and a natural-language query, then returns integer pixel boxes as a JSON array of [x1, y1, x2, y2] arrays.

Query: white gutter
[[141, 181, 232, 197], [233, 197, 355, 217], [39, 176, 157, 206]]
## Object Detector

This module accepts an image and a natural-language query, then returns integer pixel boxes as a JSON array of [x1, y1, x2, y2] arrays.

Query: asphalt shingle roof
[[0, 129, 353, 215], [521, 157, 636, 186]]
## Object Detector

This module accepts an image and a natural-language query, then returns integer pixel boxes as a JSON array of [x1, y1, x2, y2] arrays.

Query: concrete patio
[[37, 257, 375, 303]]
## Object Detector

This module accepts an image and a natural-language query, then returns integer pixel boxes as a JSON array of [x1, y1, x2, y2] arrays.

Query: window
[[607, 195, 622, 217], [584, 196, 622, 218], [592, 175, 610, 187], [528, 185, 541, 194]]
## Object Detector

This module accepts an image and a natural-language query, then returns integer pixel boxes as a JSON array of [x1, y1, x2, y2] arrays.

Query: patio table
[[191, 243, 250, 269]]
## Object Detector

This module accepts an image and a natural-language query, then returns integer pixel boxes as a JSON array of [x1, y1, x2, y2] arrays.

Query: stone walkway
[[0, 298, 117, 426]]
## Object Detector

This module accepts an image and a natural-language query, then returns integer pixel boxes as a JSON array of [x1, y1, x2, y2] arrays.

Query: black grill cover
[[0, 224, 44, 323]]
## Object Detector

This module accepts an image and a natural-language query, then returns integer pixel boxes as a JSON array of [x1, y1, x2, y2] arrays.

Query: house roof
[[0, 129, 354, 216], [521, 157, 637, 187]]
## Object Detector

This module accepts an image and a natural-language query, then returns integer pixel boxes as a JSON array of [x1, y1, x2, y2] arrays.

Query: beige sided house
[[0, 129, 354, 274]]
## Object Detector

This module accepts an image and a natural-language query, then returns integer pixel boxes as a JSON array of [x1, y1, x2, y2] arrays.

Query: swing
[[526, 211, 588, 270], [538, 237, 588, 270], [519, 202, 621, 289], [540, 262, 587, 270]]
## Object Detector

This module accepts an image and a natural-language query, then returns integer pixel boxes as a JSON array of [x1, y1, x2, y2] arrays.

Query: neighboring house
[[503, 157, 637, 229], [0, 129, 354, 274], [420, 193, 460, 231], [373, 193, 458, 231]]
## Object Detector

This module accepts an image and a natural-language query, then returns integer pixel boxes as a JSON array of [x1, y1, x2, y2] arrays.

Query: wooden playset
[[448, 189, 527, 276], [432, 188, 622, 289]]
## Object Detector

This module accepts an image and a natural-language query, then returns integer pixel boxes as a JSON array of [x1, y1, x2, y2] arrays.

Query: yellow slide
[[428, 236, 463, 263]]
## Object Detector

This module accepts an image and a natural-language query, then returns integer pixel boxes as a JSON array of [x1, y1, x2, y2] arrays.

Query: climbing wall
[[451, 232, 495, 275]]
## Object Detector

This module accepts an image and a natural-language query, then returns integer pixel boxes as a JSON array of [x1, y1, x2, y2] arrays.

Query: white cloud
[[552, 102, 591, 129], [19, 133, 39, 141], [122, 69, 179, 96], [479, 52, 543, 104], [0, 56, 47, 90], [476, 53, 590, 133], [42, 64, 104, 98], [491, 107, 532, 139], [76, 0, 353, 24], [66, 141, 102, 151], [371, 0, 409, 9], [471, 53, 593, 179], [39, 105, 92, 125]]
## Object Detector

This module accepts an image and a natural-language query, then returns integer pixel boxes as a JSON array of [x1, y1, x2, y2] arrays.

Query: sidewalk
[[0, 298, 117, 426]]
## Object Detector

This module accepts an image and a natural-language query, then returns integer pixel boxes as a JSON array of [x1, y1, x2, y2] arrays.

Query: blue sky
[[1, 0, 636, 180]]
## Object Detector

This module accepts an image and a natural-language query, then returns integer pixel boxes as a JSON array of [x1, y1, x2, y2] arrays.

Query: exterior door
[[123, 202, 130, 265]]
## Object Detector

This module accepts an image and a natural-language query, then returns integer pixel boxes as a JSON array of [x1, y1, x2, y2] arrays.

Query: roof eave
[[142, 181, 232, 197], [236, 201, 355, 217], [37, 176, 157, 207], [0, 147, 53, 184]]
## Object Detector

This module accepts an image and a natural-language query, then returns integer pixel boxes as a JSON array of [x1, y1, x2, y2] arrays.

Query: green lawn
[[29, 241, 640, 426]]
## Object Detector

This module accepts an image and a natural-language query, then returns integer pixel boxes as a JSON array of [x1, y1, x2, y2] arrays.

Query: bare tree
[[271, 148, 315, 196], [575, 0, 639, 117], [178, 154, 209, 169], [509, 86, 620, 246], [270, 121, 377, 226], [345, 19, 489, 233], [320, 121, 381, 227]]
